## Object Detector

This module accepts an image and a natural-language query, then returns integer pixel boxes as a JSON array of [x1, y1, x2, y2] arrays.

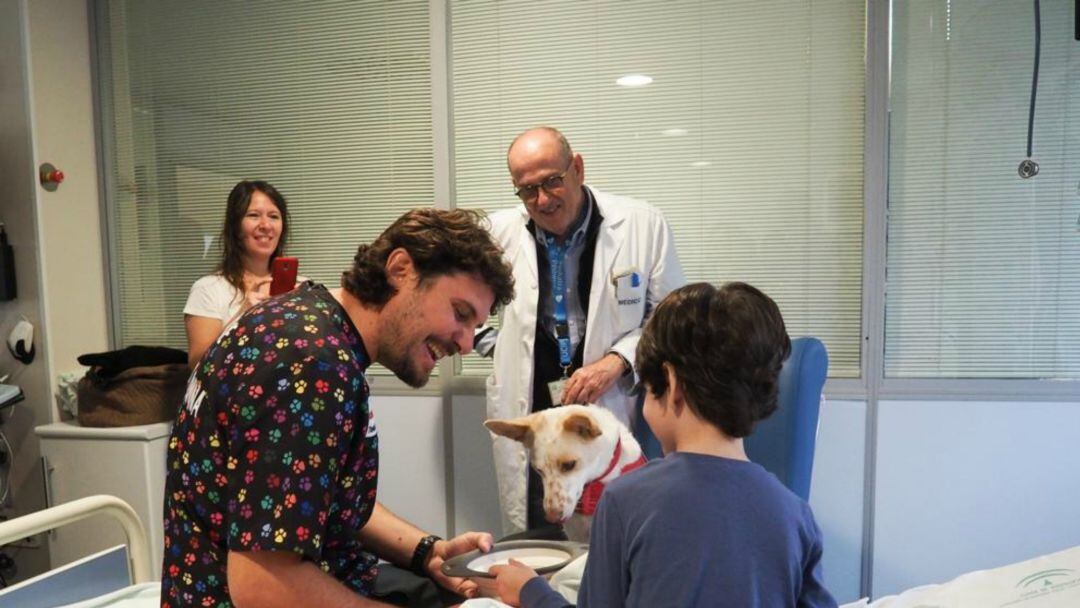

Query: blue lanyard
[[545, 235, 573, 377]]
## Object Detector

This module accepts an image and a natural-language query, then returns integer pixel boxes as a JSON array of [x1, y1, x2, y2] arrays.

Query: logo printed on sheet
[[1006, 568, 1080, 605]]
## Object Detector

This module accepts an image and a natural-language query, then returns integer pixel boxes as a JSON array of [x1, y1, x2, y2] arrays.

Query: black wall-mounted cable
[[1027, 0, 1041, 160], [1019, 0, 1042, 178]]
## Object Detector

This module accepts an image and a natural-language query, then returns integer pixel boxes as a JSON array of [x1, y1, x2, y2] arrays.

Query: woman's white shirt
[[184, 274, 242, 323]]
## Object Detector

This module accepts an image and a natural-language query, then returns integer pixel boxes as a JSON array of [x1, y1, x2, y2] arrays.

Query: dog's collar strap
[[576, 438, 648, 516]]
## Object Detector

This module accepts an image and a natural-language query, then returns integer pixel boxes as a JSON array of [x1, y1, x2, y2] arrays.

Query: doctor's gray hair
[[507, 126, 574, 166]]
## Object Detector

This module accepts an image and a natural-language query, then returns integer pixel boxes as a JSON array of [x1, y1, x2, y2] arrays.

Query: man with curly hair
[[163, 209, 514, 607]]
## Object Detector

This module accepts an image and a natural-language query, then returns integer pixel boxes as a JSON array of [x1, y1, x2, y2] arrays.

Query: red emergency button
[[39, 162, 64, 191]]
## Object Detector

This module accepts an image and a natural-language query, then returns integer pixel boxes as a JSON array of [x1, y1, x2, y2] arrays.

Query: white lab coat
[[485, 187, 685, 533]]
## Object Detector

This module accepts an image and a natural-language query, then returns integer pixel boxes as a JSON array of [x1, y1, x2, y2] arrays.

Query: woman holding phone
[[184, 180, 293, 368]]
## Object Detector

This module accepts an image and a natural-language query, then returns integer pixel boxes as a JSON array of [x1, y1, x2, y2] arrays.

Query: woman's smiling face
[[239, 190, 283, 263]]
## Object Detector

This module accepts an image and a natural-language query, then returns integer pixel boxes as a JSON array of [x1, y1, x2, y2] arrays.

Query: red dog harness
[[575, 438, 648, 515]]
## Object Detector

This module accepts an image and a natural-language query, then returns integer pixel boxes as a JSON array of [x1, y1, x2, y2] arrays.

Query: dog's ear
[[485, 418, 533, 444], [563, 411, 602, 441]]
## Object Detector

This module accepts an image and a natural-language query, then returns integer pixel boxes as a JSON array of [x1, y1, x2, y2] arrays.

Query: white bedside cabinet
[[34, 421, 171, 573]]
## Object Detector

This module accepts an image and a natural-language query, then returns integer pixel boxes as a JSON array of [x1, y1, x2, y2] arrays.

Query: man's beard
[[381, 340, 431, 388], [378, 291, 432, 388]]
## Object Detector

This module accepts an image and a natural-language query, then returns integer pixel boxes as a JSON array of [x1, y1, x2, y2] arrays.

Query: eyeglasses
[[513, 160, 573, 203]]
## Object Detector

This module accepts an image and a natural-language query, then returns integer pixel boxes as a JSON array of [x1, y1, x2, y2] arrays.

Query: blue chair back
[[744, 337, 828, 501]]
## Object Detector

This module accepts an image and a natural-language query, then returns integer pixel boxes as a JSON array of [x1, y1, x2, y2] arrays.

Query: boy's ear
[[663, 363, 687, 415], [562, 411, 602, 441], [384, 248, 416, 288], [485, 417, 534, 446]]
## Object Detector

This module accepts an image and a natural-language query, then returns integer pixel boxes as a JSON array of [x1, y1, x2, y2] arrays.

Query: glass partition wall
[[887, 0, 1080, 380], [94, 0, 867, 381], [95, 0, 433, 355], [451, 0, 866, 378], [94, 0, 1080, 383]]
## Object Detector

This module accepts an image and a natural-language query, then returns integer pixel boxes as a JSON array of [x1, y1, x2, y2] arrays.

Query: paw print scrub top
[[162, 282, 378, 607]]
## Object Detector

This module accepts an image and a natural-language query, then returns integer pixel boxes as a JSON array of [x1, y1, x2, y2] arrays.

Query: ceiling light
[[662, 128, 688, 137], [616, 74, 653, 87], [691, 160, 711, 168]]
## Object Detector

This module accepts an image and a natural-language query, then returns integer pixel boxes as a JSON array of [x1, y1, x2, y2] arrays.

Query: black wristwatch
[[410, 534, 441, 577]]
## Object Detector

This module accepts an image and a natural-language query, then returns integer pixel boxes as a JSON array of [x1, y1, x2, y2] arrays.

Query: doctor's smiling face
[[508, 127, 585, 239]]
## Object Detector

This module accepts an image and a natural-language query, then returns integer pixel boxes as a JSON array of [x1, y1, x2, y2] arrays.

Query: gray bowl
[[440, 539, 588, 578]]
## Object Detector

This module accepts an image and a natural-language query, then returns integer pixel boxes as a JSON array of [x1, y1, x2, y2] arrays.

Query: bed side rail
[[0, 494, 153, 583]]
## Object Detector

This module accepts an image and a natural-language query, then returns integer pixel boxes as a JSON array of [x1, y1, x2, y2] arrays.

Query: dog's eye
[[560, 460, 577, 473]]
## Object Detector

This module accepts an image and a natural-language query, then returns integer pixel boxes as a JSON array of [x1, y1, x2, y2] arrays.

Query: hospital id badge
[[547, 378, 568, 406]]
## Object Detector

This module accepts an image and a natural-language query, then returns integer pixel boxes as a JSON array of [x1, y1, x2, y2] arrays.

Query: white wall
[[0, 0, 52, 582], [871, 399, 1080, 597], [810, 399, 867, 603], [24, 0, 111, 397], [369, 394, 450, 537], [0, 0, 110, 413], [450, 394, 504, 538], [812, 397, 1080, 601], [0, 0, 112, 583]]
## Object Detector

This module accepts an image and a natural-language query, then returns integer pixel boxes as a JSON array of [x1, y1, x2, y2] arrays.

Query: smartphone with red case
[[269, 256, 299, 296]]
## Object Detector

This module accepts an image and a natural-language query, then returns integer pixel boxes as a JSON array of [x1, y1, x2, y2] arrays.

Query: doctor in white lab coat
[[479, 127, 685, 534]]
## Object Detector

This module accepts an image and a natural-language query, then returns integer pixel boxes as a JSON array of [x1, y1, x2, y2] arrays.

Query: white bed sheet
[[843, 543, 1080, 608], [464, 545, 1080, 608]]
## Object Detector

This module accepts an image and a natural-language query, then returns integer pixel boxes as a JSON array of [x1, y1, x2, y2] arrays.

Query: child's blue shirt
[[521, 452, 837, 608]]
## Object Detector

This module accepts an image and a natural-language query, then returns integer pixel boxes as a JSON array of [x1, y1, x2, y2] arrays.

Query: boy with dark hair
[[490, 282, 837, 607]]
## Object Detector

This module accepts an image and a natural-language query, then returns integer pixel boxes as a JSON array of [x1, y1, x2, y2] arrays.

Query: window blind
[[887, 0, 1080, 379], [451, 0, 866, 378], [96, 0, 433, 375]]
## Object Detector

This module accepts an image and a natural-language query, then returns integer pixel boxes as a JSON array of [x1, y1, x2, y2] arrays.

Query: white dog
[[485, 405, 647, 542]]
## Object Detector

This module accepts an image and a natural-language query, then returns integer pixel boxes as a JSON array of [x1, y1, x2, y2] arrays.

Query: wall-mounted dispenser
[[6, 319, 33, 365]]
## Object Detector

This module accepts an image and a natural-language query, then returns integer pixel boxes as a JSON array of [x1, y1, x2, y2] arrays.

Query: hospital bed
[[0, 495, 159, 607], [4, 495, 1078, 607], [461, 544, 1080, 608]]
